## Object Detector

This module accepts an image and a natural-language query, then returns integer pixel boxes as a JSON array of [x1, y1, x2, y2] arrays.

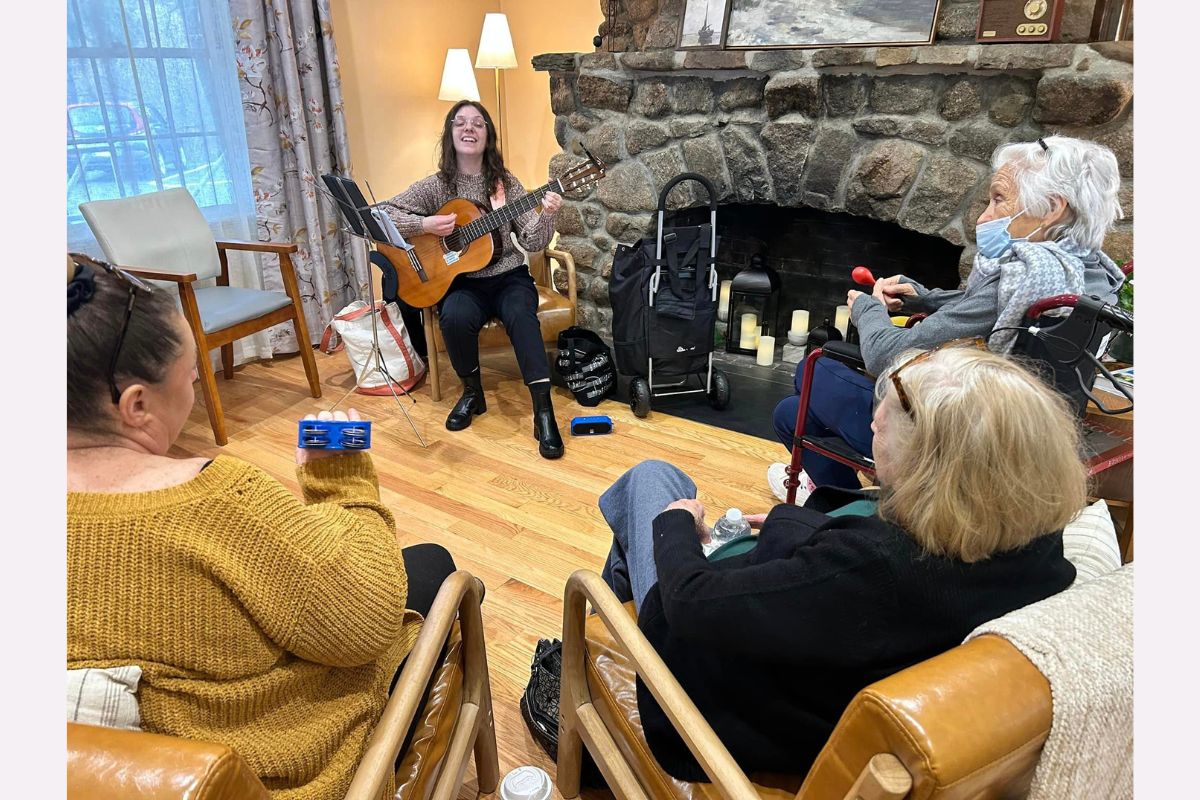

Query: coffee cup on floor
[[499, 766, 553, 800]]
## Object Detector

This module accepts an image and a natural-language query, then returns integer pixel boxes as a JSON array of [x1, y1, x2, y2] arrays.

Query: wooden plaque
[[977, 0, 1065, 43]]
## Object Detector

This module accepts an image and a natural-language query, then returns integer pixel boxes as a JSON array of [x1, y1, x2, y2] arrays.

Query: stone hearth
[[534, 40, 1133, 333]]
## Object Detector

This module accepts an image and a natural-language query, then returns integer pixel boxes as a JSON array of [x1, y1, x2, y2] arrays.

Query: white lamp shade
[[476, 13, 517, 69], [438, 48, 480, 102]]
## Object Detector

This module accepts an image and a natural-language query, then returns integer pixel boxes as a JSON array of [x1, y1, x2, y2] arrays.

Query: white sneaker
[[767, 462, 812, 505]]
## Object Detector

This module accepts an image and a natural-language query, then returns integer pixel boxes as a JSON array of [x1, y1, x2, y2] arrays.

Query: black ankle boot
[[445, 372, 486, 431], [530, 383, 564, 459]]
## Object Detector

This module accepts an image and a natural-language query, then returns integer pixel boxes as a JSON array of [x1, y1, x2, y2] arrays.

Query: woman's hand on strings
[[422, 214, 457, 236]]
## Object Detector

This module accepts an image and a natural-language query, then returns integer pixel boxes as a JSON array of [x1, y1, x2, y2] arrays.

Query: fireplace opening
[[671, 203, 964, 341]]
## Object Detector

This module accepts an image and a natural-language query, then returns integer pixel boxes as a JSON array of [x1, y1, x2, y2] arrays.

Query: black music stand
[[319, 173, 426, 448]]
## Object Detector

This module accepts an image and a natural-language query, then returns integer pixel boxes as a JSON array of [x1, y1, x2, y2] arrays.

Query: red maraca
[[851, 266, 876, 287]]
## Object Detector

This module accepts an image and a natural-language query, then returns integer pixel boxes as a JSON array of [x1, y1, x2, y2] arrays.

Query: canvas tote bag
[[319, 300, 426, 394]]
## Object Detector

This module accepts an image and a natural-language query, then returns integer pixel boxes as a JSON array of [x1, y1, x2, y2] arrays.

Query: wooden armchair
[[79, 188, 322, 445], [67, 571, 498, 800], [558, 570, 1054, 800], [419, 247, 577, 401]]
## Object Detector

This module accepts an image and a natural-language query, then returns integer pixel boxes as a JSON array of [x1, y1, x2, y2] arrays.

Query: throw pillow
[[67, 665, 142, 731], [1062, 498, 1122, 584]]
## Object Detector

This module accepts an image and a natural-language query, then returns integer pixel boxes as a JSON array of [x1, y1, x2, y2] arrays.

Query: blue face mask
[[975, 210, 1028, 259]]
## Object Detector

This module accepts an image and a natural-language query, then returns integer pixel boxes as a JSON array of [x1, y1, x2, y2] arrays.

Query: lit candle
[[739, 313, 758, 349], [834, 304, 850, 338], [756, 334, 775, 366], [790, 309, 809, 334], [717, 280, 733, 323]]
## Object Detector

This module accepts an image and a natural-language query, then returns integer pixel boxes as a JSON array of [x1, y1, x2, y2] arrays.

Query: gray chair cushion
[[194, 287, 292, 334]]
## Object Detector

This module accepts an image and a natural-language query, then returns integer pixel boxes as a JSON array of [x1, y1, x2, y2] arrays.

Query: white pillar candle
[[790, 309, 809, 334], [834, 304, 850, 338], [717, 280, 733, 323], [756, 334, 775, 366], [739, 313, 758, 349]]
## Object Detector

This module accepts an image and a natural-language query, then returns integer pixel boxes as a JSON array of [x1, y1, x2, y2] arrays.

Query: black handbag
[[519, 637, 603, 783], [554, 326, 616, 407], [520, 638, 563, 758]]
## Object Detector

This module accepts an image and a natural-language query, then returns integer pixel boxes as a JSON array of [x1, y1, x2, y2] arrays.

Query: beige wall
[[330, 0, 601, 200]]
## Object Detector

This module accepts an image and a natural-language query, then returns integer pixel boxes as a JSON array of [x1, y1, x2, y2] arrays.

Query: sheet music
[[371, 208, 412, 250]]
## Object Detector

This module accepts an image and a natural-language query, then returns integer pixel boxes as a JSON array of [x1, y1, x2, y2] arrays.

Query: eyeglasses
[[889, 337, 987, 416], [451, 117, 488, 131], [69, 252, 156, 405]]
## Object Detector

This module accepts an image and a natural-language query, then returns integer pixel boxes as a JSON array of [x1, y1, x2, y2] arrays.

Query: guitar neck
[[457, 179, 563, 244]]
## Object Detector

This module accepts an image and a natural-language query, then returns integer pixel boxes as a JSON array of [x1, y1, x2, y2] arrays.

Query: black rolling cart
[[609, 172, 730, 418]]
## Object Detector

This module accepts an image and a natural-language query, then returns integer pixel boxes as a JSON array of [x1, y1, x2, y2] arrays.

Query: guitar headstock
[[555, 145, 607, 195]]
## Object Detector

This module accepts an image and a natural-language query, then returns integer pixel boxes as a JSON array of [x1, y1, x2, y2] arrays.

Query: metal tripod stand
[[327, 232, 428, 448]]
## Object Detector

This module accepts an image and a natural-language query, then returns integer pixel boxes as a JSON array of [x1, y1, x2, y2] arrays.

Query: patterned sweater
[[382, 171, 555, 279], [67, 453, 421, 800]]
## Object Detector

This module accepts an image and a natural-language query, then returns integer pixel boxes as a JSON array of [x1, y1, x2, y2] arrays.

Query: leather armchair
[[422, 248, 576, 401], [558, 570, 1052, 800], [67, 571, 498, 800]]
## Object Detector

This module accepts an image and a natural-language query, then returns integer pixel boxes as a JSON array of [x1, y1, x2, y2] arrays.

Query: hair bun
[[68, 262, 96, 317]]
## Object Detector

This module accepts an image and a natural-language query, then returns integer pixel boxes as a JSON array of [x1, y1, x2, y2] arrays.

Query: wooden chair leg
[[221, 344, 234, 381], [276, 251, 322, 398], [473, 679, 500, 794], [556, 707, 584, 799], [424, 306, 441, 402], [179, 285, 227, 445]]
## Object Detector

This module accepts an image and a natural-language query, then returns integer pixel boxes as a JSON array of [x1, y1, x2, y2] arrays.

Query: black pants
[[391, 543, 459, 768], [438, 268, 550, 384]]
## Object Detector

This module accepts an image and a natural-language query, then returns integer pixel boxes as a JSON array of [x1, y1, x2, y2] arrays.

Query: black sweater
[[636, 489, 1076, 782]]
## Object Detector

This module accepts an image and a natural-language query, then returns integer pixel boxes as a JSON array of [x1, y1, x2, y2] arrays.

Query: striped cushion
[[1062, 499, 1122, 584], [67, 666, 142, 731]]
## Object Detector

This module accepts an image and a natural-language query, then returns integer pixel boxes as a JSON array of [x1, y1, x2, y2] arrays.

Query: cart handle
[[658, 172, 719, 215]]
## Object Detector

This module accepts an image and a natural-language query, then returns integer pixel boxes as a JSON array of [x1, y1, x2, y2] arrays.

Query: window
[[67, 0, 255, 249]]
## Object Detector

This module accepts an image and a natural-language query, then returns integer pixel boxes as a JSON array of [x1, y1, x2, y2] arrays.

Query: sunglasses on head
[[889, 337, 988, 416], [69, 252, 156, 405]]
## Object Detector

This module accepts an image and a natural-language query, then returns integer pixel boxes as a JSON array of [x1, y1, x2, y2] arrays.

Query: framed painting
[[678, 0, 729, 49], [722, 0, 944, 49]]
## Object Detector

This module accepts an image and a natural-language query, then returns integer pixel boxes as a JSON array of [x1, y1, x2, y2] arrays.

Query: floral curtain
[[230, 0, 366, 352]]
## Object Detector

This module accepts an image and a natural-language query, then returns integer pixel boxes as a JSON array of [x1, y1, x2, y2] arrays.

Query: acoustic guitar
[[376, 153, 606, 308]]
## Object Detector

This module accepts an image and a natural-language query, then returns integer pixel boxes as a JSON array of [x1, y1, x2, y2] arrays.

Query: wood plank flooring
[[171, 349, 786, 799]]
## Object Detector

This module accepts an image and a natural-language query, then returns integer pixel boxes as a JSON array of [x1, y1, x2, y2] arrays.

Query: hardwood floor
[[172, 349, 787, 799]]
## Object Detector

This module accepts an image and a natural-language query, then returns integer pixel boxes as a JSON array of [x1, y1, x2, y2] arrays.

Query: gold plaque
[[1024, 0, 1048, 20]]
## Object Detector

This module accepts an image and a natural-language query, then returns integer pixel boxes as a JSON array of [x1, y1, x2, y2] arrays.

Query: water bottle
[[710, 508, 751, 549]]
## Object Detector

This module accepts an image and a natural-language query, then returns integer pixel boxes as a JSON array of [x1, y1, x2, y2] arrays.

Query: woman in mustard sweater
[[65, 253, 454, 799]]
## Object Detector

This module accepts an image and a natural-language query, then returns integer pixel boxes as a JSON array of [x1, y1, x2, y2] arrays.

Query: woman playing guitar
[[382, 101, 565, 459]]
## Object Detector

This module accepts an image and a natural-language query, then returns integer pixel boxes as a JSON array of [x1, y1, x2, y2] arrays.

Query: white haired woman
[[769, 135, 1127, 497], [599, 344, 1082, 781]]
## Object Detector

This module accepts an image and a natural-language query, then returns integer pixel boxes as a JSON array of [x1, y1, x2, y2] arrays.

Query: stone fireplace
[[533, 2, 1133, 336]]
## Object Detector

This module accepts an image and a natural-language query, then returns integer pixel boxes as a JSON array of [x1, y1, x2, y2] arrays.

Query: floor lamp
[[475, 13, 517, 155]]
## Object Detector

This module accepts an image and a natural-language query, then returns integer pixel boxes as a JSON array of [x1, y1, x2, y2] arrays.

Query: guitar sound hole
[[444, 232, 462, 252]]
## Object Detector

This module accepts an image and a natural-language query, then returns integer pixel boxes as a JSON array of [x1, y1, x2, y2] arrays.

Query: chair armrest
[[216, 240, 299, 255], [545, 247, 577, 309], [343, 571, 489, 800], [821, 341, 865, 370], [67, 722, 269, 799], [561, 570, 760, 800], [121, 266, 198, 284]]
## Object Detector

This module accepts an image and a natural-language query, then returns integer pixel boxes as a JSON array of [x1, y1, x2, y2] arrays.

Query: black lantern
[[725, 255, 781, 354]]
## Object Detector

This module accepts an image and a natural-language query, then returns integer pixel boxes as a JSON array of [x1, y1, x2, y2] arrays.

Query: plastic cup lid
[[499, 766, 553, 800]]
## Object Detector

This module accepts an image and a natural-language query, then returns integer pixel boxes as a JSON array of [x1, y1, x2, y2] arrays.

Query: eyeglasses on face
[[451, 117, 488, 131], [889, 336, 987, 416], [69, 252, 156, 405]]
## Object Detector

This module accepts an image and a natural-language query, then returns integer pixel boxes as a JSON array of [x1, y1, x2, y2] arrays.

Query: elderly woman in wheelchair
[[595, 345, 1083, 781], [768, 134, 1127, 499]]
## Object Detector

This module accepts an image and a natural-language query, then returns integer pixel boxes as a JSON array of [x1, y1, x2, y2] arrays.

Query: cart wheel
[[708, 369, 731, 410], [630, 378, 652, 418]]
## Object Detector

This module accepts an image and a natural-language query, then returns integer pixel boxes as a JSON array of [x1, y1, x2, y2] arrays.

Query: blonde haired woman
[[597, 343, 1082, 781]]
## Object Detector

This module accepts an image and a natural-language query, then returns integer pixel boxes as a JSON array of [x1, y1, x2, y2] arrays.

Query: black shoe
[[530, 383, 564, 459], [445, 372, 486, 431]]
